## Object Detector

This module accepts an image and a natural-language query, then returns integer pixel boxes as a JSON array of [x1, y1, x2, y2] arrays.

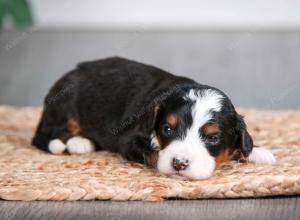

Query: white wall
[[29, 0, 300, 29]]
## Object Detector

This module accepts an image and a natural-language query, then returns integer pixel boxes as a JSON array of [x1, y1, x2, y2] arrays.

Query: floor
[[1, 197, 300, 220]]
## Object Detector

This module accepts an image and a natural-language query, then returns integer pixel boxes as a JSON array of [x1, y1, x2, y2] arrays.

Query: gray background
[[0, 29, 300, 109]]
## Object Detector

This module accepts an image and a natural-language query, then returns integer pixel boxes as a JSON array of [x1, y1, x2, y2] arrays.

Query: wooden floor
[[1, 197, 300, 220]]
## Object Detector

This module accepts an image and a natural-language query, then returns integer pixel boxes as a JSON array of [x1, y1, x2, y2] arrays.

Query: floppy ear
[[151, 105, 160, 129], [143, 105, 160, 133], [236, 115, 253, 158]]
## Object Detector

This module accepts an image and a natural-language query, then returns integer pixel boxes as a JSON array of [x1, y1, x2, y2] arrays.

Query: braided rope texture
[[0, 106, 299, 201]]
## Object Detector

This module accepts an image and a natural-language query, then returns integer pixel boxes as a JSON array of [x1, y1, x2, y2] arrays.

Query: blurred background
[[0, 0, 299, 109]]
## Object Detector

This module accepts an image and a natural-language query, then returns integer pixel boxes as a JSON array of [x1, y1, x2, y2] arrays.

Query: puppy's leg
[[32, 111, 69, 154], [66, 136, 95, 154], [120, 134, 153, 164], [248, 147, 276, 164]]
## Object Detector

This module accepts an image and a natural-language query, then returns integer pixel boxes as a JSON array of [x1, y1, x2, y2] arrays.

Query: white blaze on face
[[157, 89, 224, 180]]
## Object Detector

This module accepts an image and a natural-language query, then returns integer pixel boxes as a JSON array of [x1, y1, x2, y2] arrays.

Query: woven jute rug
[[0, 106, 299, 201]]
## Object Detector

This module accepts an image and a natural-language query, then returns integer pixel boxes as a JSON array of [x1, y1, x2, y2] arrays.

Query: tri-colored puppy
[[32, 57, 275, 180]]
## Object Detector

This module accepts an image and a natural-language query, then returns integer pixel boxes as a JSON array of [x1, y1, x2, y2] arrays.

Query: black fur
[[32, 57, 253, 164]]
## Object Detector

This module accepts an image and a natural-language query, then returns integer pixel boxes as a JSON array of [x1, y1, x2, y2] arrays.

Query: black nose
[[172, 158, 189, 171]]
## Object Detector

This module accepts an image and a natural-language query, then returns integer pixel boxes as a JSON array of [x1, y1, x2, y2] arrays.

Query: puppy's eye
[[162, 124, 174, 137], [205, 135, 220, 145]]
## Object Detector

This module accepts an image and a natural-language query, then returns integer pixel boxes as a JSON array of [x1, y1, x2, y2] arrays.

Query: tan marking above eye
[[203, 123, 220, 135], [166, 114, 178, 127]]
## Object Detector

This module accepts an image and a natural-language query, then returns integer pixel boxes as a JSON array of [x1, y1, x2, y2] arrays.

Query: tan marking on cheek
[[145, 151, 159, 168], [203, 123, 220, 135], [215, 148, 230, 169], [166, 114, 177, 127], [67, 118, 81, 136]]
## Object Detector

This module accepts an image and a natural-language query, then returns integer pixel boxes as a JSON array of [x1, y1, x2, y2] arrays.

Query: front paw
[[248, 147, 276, 164]]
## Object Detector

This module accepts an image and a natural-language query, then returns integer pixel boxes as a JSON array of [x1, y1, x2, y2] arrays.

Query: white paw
[[66, 136, 95, 154], [48, 139, 67, 154], [249, 147, 276, 164]]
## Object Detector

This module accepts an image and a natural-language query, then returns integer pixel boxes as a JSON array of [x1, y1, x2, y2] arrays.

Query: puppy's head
[[147, 87, 253, 180]]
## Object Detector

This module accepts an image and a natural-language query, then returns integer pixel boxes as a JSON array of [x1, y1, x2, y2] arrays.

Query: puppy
[[32, 57, 275, 180]]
